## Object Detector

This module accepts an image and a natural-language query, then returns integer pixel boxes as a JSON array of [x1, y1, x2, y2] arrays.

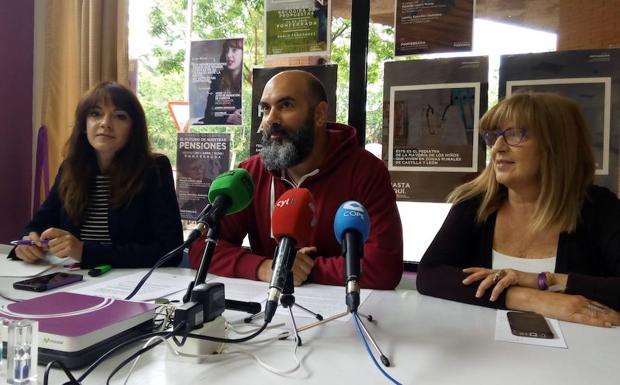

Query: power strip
[[168, 315, 227, 363]]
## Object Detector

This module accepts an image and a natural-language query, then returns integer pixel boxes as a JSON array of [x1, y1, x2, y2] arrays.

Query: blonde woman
[[417, 92, 620, 327]]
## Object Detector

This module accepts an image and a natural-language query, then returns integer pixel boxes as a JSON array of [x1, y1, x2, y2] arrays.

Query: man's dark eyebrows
[[276, 96, 296, 104]]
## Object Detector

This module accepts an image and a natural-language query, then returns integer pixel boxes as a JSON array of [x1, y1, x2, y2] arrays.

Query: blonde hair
[[448, 91, 595, 233]]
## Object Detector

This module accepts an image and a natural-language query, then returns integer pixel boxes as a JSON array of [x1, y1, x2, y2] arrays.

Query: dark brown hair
[[58, 81, 155, 223], [219, 38, 243, 93]]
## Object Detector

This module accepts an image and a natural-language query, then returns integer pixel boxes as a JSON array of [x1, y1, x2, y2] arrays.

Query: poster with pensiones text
[[499, 49, 620, 194], [176, 133, 231, 220], [383, 57, 488, 202]]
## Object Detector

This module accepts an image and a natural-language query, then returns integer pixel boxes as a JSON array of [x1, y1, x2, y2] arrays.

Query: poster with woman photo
[[383, 57, 488, 202], [265, 0, 330, 57], [188, 38, 243, 126], [176, 133, 231, 220]]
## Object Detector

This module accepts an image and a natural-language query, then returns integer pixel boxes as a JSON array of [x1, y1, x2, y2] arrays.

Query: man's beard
[[259, 116, 315, 171]]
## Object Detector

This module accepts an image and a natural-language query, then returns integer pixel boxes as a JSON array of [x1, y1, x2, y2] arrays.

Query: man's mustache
[[263, 124, 288, 138]]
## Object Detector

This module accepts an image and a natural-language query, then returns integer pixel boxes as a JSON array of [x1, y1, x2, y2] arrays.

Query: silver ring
[[492, 271, 503, 284]]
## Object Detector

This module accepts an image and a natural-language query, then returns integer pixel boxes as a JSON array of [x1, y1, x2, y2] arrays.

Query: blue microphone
[[334, 201, 370, 313]]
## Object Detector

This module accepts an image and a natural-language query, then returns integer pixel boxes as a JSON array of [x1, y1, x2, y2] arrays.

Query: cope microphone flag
[[264, 188, 316, 323], [334, 201, 370, 313]]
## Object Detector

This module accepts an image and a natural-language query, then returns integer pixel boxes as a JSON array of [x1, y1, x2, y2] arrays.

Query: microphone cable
[[185, 321, 268, 344], [352, 312, 403, 385], [124, 241, 187, 300], [122, 327, 301, 384], [42, 322, 186, 385], [104, 321, 186, 385], [110, 321, 281, 384]]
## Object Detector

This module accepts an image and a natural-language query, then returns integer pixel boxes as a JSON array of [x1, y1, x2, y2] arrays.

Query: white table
[[1, 245, 618, 384]]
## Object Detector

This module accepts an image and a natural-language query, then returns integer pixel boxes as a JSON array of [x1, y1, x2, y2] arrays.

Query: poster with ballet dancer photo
[[383, 57, 488, 202], [388, 83, 480, 172]]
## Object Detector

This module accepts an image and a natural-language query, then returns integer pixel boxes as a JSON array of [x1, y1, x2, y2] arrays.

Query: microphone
[[183, 168, 254, 303], [185, 168, 254, 244], [264, 188, 316, 323], [334, 201, 370, 313]]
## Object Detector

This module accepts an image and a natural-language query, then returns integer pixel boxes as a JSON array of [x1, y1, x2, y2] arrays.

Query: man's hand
[[257, 259, 273, 283], [255, 246, 317, 286], [292, 246, 316, 286], [14, 232, 47, 263], [41, 228, 84, 261]]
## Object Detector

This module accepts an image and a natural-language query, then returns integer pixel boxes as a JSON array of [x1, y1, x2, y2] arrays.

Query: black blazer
[[10, 155, 183, 268], [417, 185, 620, 311]]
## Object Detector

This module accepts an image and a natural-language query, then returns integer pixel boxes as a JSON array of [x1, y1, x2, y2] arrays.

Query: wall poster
[[188, 38, 243, 126], [395, 0, 474, 56], [383, 57, 488, 202], [265, 0, 331, 57], [499, 49, 620, 193], [176, 133, 231, 220]]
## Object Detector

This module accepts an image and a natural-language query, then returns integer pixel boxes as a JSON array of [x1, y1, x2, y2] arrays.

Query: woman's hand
[[226, 109, 242, 125], [41, 228, 84, 261], [14, 232, 47, 263], [508, 288, 620, 327], [463, 267, 537, 301]]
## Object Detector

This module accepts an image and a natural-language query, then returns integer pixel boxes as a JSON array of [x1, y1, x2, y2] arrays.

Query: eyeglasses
[[482, 127, 528, 147]]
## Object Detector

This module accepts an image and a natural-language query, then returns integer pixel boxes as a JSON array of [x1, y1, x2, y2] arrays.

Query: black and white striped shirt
[[80, 175, 112, 244]]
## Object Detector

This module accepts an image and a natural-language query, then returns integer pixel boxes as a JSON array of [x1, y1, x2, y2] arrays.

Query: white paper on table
[[495, 310, 567, 348], [209, 276, 270, 303], [69, 271, 193, 301], [210, 276, 371, 321], [0, 253, 73, 277]]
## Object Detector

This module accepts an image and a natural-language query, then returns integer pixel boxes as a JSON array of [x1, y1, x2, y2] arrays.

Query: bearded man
[[188, 70, 403, 289]]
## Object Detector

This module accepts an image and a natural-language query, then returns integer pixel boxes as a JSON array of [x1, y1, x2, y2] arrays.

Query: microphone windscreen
[[271, 188, 316, 246], [334, 201, 370, 243], [208, 168, 254, 215]]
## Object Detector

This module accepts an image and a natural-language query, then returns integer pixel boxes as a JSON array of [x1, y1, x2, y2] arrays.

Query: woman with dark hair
[[417, 91, 620, 327], [13, 81, 183, 268], [201, 38, 243, 125]]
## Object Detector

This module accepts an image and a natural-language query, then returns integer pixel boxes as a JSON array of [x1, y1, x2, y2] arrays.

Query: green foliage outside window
[[134, 0, 395, 167]]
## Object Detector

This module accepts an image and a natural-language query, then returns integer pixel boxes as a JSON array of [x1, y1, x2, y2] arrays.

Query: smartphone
[[13, 272, 83, 292], [507, 311, 554, 339]]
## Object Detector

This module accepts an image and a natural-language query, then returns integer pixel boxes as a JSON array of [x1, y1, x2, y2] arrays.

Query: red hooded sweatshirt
[[189, 122, 403, 289]]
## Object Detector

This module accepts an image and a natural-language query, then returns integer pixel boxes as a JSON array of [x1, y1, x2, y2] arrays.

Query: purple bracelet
[[537, 272, 548, 290]]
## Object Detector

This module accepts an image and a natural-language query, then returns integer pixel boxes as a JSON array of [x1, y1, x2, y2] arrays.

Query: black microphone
[[264, 188, 316, 323], [334, 201, 370, 313]]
